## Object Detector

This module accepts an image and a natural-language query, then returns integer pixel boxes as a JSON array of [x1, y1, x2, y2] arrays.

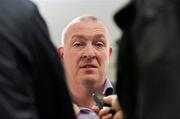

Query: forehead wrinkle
[[71, 35, 87, 41], [72, 34, 106, 41], [64, 20, 110, 45]]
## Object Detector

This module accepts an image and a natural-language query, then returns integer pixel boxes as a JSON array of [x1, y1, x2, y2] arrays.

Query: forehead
[[65, 20, 109, 39]]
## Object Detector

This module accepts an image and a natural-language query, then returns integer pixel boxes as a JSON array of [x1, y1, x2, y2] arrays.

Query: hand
[[93, 95, 123, 119]]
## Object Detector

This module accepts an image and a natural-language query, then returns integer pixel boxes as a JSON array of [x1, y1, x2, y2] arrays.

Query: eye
[[73, 42, 81, 47], [73, 41, 84, 48], [95, 42, 104, 48]]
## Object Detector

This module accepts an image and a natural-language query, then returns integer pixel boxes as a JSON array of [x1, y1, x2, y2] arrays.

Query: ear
[[109, 47, 112, 57], [107, 47, 112, 64], [57, 47, 64, 61]]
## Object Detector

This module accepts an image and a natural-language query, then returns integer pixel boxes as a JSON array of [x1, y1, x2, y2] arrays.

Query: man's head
[[58, 15, 112, 94]]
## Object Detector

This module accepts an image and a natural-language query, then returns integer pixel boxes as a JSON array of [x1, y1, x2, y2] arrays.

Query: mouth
[[80, 64, 97, 68]]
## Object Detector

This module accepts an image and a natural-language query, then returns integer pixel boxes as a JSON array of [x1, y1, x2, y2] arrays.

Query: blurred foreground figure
[[114, 0, 180, 118], [0, 0, 75, 118]]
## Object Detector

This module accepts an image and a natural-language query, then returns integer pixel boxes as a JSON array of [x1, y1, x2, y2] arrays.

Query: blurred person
[[0, 0, 75, 118], [57, 15, 114, 119], [114, 0, 180, 118]]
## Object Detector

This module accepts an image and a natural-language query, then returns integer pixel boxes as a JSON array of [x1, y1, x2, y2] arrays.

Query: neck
[[68, 78, 105, 108], [71, 88, 96, 108]]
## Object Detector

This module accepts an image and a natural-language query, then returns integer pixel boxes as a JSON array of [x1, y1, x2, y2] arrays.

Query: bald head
[[61, 15, 110, 46]]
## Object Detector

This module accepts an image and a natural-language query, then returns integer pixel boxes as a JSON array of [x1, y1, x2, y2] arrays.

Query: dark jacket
[[114, 0, 180, 118], [0, 0, 75, 118]]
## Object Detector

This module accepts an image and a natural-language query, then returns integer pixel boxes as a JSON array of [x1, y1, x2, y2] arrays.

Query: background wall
[[31, 0, 129, 82]]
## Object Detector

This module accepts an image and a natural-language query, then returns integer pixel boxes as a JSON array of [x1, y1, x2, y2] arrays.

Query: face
[[58, 19, 112, 93]]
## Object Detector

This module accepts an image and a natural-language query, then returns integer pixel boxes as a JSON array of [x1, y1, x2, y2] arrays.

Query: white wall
[[31, 0, 129, 82]]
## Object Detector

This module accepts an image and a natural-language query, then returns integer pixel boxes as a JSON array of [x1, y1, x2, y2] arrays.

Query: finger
[[103, 96, 113, 104], [101, 113, 113, 119], [113, 111, 123, 119], [103, 95, 117, 104], [111, 98, 120, 111], [99, 107, 110, 116], [92, 105, 100, 114]]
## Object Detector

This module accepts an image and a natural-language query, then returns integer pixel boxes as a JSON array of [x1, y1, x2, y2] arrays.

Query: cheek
[[97, 54, 108, 73], [99, 52, 109, 64], [64, 52, 80, 69]]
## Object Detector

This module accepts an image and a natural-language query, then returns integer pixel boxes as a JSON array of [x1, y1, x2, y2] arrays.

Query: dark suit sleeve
[[26, 3, 76, 119], [0, 0, 75, 119], [0, 1, 39, 119], [0, 44, 38, 119]]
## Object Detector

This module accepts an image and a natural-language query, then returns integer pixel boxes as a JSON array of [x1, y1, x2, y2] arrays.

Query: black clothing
[[114, 0, 180, 119], [0, 0, 75, 118]]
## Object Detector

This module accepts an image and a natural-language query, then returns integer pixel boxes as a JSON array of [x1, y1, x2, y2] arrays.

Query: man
[[0, 0, 75, 118], [58, 15, 113, 119]]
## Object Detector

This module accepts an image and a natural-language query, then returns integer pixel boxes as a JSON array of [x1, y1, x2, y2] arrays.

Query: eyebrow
[[72, 35, 86, 40], [93, 34, 105, 39], [72, 34, 105, 40]]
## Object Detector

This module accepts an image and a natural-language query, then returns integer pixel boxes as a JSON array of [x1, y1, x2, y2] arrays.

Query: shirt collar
[[103, 78, 114, 96], [79, 107, 92, 114], [78, 78, 114, 113]]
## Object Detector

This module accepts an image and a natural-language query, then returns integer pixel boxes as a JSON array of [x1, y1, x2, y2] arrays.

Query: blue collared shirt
[[77, 79, 114, 119]]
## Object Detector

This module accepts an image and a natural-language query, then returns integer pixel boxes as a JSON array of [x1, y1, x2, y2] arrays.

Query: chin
[[81, 78, 97, 88]]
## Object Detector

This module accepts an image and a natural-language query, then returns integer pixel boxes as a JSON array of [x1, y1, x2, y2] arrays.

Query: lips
[[80, 64, 97, 68]]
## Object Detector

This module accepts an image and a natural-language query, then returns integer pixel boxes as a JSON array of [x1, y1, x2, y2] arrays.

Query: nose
[[81, 45, 96, 60]]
